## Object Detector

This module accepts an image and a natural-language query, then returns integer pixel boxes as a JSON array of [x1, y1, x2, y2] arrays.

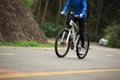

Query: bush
[[89, 34, 102, 42], [104, 24, 120, 48], [42, 22, 62, 38]]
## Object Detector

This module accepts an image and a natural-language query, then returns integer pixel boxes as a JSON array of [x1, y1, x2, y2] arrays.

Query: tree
[[55, 0, 62, 26], [33, 0, 49, 26], [95, 0, 104, 34], [40, 0, 49, 26], [0, 0, 46, 43], [87, 0, 120, 34], [33, 0, 42, 23]]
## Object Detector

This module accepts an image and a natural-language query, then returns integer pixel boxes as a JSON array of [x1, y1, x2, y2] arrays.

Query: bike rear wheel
[[76, 33, 90, 59], [55, 29, 70, 58]]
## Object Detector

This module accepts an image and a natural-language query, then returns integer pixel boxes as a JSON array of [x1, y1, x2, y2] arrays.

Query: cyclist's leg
[[66, 17, 78, 28], [66, 17, 72, 28], [78, 19, 86, 47], [66, 17, 78, 49]]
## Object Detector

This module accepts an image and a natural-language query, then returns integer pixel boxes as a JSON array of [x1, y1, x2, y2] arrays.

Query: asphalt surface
[[0, 45, 120, 80]]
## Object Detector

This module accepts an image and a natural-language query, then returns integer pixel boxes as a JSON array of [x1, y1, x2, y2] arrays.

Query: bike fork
[[60, 30, 71, 44], [66, 30, 71, 43]]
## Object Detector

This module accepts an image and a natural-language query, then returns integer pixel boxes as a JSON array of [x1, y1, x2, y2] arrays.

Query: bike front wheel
[[55, 29, 70, 58], [76, 33, 90, 59]]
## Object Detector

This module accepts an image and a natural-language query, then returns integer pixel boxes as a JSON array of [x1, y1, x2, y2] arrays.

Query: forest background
[[24, 0, 120, 48]]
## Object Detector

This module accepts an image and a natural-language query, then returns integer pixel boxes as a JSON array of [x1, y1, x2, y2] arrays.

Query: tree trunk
[[36, 0, 42, 22], [33, 0, 38, 13], [95, 0, 104, 34], [95, 0, 101, 16], [40, 0, 49, 26], [55, 0, 62, 27], [0, 0, 46, 43]]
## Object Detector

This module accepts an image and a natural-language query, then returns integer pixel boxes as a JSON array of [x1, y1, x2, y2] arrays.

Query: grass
[[0, 41, 54, 47]]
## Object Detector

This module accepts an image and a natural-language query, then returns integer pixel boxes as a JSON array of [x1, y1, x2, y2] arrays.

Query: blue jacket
[[63, 0, 87, 19]]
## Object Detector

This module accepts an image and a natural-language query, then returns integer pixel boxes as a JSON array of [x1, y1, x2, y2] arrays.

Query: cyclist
[[61, 0, 87, 51]]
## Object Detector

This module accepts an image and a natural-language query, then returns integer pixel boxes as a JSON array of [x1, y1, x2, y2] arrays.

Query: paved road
[[0, 45, 120, 80]]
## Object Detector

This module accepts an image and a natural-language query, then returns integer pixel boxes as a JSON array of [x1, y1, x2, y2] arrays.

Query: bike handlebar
[[61, 12, 80, 18]]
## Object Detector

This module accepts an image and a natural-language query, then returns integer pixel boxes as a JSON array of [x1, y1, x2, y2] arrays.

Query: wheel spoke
[[76, 33, 90, 59], [55, 29, 70, 58]]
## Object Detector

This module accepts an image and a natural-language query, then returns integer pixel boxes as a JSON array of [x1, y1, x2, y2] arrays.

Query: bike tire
[[55, 29, 70, 58], [76, 33, 90, 59]]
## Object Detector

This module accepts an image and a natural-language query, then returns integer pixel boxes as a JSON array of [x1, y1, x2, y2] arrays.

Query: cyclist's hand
[[70, 12, 73, 14], [61, 11, 66, 16], [79, 14, 84, 18]]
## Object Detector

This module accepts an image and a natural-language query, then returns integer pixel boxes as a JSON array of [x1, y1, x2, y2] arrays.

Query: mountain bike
[[54, 12, 90, 59]]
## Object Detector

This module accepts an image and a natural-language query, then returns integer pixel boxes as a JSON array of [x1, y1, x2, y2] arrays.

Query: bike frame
[[55, 12, 89, 59], [61, 19, 80, 48]]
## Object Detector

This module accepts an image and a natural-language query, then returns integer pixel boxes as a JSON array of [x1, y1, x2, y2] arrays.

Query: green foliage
[[42, 22, 62, 38], [89, 34, 102, 42], [24, 0, 33, 9], [0, 41, 54, 47], [104, 24, 120, 48]]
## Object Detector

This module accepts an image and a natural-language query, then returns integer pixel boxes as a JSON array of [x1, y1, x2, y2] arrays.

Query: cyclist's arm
[[62, 0, 71, 13], [81, 0, 87, 15]]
